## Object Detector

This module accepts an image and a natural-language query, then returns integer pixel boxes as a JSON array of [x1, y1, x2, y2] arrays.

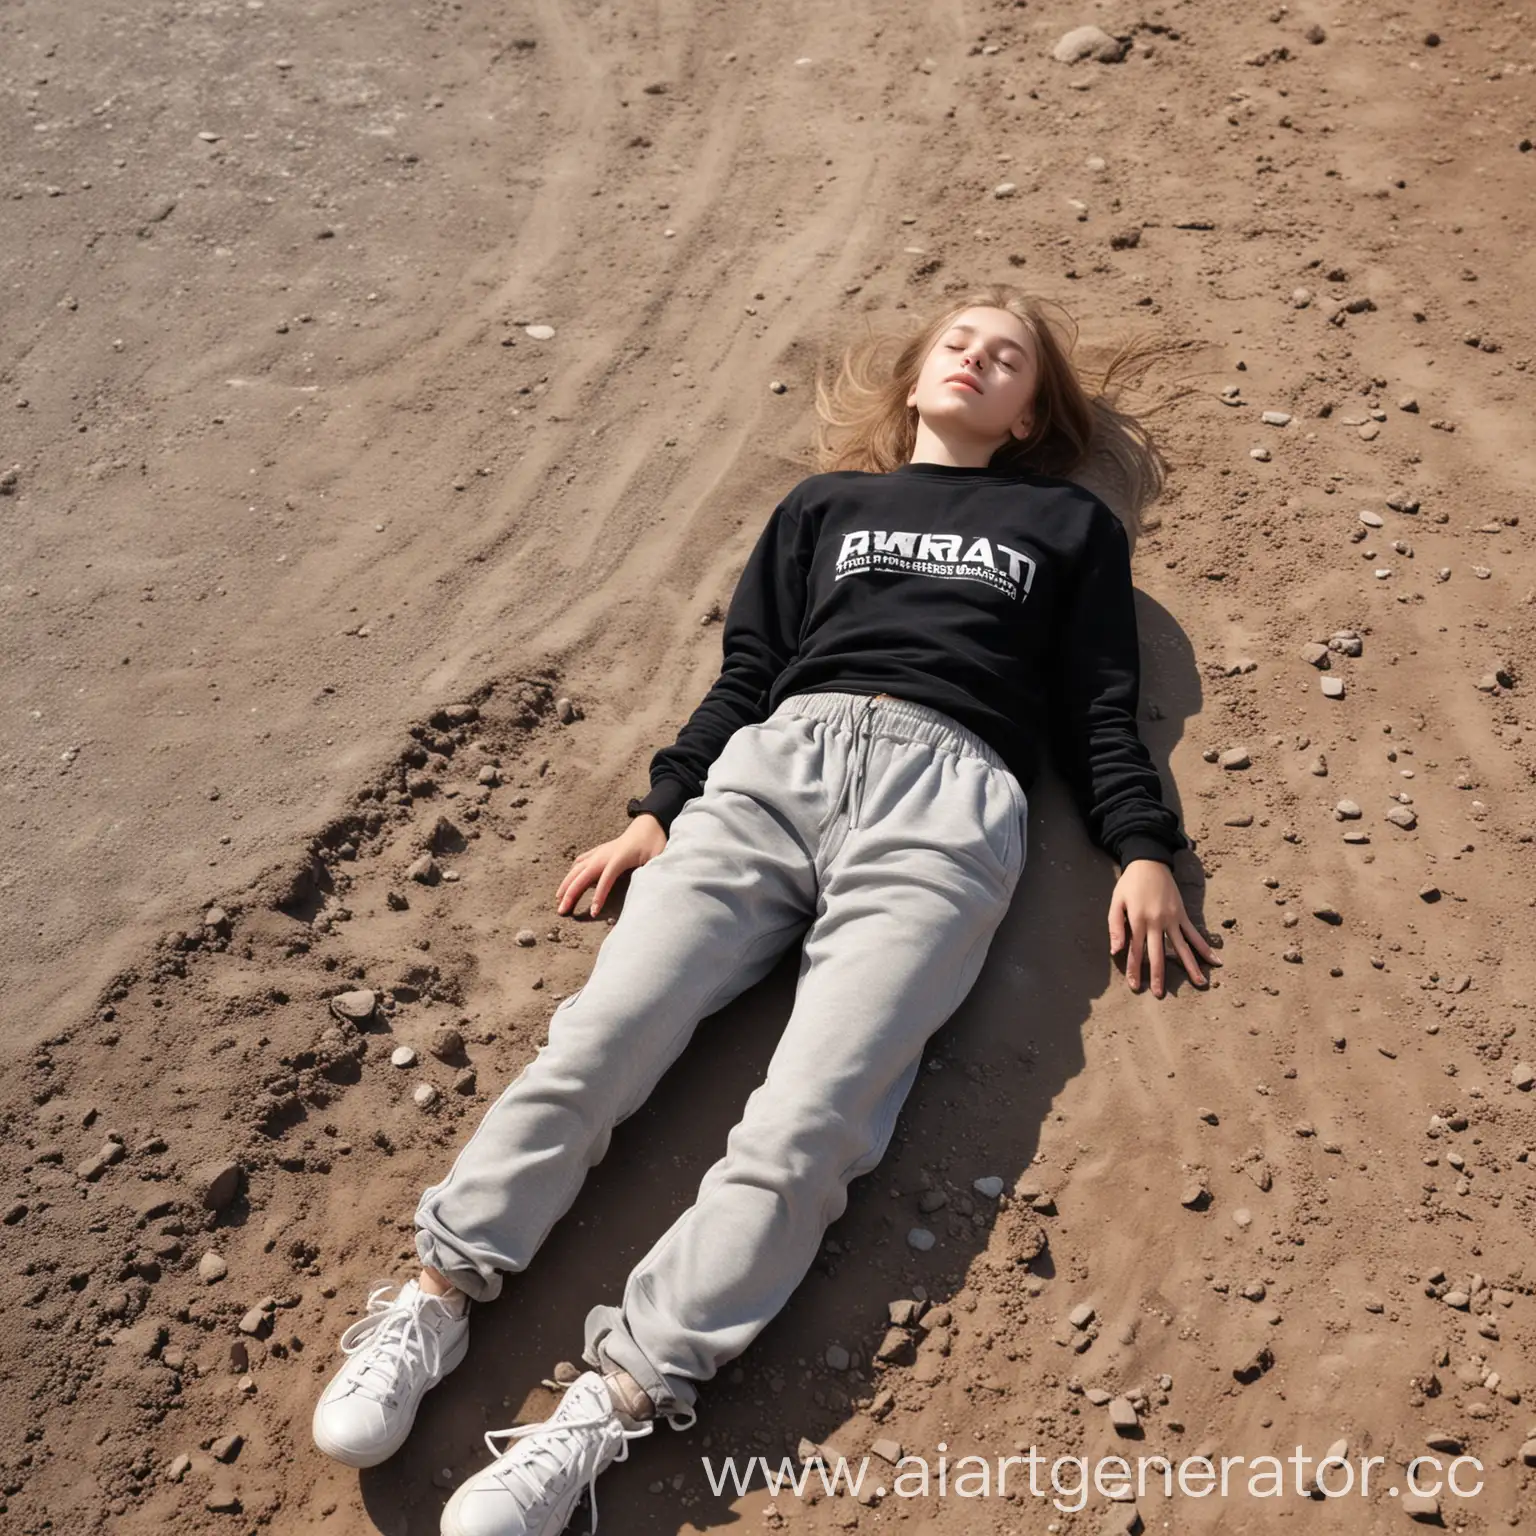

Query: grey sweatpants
[[413, 689, 1028, 1415]]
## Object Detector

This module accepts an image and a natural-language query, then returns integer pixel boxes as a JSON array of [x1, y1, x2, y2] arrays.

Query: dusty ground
[[3, 0, 1536, 1532]]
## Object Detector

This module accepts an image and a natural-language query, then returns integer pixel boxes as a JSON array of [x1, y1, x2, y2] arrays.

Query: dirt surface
[[4, 1, 1536, 1533]]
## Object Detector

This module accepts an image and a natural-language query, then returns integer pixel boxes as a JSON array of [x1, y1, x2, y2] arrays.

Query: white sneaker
[[440, 1370, 697, 1536], [312, 1279, 471, 1468]]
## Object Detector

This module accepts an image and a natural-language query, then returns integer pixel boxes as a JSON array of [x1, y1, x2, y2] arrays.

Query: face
[[906, 306, 1039, 445]]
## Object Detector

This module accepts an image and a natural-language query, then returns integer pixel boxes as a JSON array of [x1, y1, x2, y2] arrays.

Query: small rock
[[972, 1175, 1004, 1199], [238, 1305, 270, 1337], [167, 1453, 192, 1482], [870, 1437, 903, 1465], [199, 1253, 228, 1284], [1321, 677, 1345, 698], [524, 324, 555, 340], [210, 1433, 243, 1463], [194, 1159, 243, 1212], [1334, 800, 1362, 820], [1261, 410, 1291, 426], [1386, 807, 1418, 830], [825, 1344, 851, 1371], [1069, 1303, 1096, 1329], [1511, 1063, 1534, 1091], [391, 1046, 418, 1069], [407, 854, 440, 885], [453, 1068, 477, 1096], [1107, 1396, 1140, 1434], [329, 989, 377, 1022], [1218, 748, 1250, 770], [414, 1083, 440, 1109], [515, 928, 538, 947], [430, 1024, 464, 1060], [1052, 24, 1126, 64], [906, 1227, 936, 1251]]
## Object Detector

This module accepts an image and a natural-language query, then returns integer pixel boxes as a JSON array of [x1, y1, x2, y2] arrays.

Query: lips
[[944, 373, 982, 395]]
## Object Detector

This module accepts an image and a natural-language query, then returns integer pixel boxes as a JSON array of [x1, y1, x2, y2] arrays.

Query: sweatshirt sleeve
[[627, 485, 816, 834], [1045, 502, 1190, 871]]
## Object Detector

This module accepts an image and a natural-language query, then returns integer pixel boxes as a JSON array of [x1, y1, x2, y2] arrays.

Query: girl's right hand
[[554, 813, 669, 917]]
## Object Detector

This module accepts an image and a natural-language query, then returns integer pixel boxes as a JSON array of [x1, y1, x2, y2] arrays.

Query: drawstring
[[846, 695, 881, 830]]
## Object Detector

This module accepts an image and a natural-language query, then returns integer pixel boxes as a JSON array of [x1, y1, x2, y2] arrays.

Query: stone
[[906, 1227, 936, 1251], [198, 1252, 228, 1284], [1386, 807, 1418, 830], [1069, 1302, 1095, 1328], [429, 1024, 464, 1060], [238, 1305, 270, 1337], [1218, 748, 1250, 770], [329, 989, 377, 1022], [824, 1344, 851, 1371], [1321, 677, 1345, 698], [407, 854, 440, 885], [871, 1437, 903, 1464], [390, 1046, 417, 1068], [1107, 1396, 1140, 1433], [972, 1175, 1004, 1199], [210, 1433, 243, 1463], [194, 1159, 242, 1212], [1052, 25, 1126, 64], [167, 1453, 191, 1482], [414, 1083, 440, 1109], [1334, 800, 1362, 820]]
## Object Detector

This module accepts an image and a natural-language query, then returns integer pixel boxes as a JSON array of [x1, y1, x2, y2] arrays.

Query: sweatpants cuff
[[583, 1304, 700, 1417], [414, 1222, 505, 1304]]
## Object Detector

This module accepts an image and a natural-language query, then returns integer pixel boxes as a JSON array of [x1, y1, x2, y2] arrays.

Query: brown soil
[[3, 2, 1535, 1534]]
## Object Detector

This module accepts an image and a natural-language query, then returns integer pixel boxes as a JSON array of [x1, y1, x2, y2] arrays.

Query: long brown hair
[[810, 284, 1208, 541]]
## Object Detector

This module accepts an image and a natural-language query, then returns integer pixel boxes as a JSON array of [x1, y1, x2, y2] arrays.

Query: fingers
[[1108, 892, 1128, 957], [1170, 922, 1208, 987], [1126, 916, 1145, 992], [589, 857, 621, 917], [555, 853, 599, 914], [1147, 924, 1166, 998]]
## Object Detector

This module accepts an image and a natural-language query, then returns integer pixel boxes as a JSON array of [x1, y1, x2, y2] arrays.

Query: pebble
[[329, 989, 376, 1022], [390, 1046, 417, 1069], [210, 1433, 243, 1463], [430, 1025, 464, 1060], [1334, 800, 1362, 820], [237, 1305, 270, 1337], [198, 1253, 228, 1284], [194, 1159, 243, 1212], [1218, 748, 1250, 770], [1249, 446, 1272, 462], [407, 854, 441, 885], [414, 1083, 440, 1108], [1051, 25, 1126, 64], [1358, 510, 1384, 528], [972, 1175, 1004, 1199], [824, 1344, 851, 1371], [515, 928, 538, 946], [1069, 1302, 1095, 1328], [870, 1437, 903, 1465], [1512, 1064, 1534, 1091], [1321, 677, 1345, 698], [1261, 410, 1291, 426], [166, 1453, 191, 1482], [1386, 807, 1418, 830], [524, 324, 555, 340], [1107, 1396, 1140, 1433], [906, 1227, 936, 1251]]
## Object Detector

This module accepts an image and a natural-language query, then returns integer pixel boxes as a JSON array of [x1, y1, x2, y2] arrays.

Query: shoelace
[[480, 1393, 698, 1533], [337, 1284, 452, 1406]]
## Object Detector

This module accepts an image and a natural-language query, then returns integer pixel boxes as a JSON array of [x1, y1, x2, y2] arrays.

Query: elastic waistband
[[772, 690, 1009, 774]]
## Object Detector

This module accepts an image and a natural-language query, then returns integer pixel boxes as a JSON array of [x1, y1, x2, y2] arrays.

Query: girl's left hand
[[1109, 859, 1222, 998]]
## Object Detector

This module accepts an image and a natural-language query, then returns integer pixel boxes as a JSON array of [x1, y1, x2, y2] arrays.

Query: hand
[[1108, 858, 1222, 998], [555, 814, 669, 917]]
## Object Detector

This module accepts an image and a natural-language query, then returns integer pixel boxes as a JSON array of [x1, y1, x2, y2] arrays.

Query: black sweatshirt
[[626, 461, 1190, 870]]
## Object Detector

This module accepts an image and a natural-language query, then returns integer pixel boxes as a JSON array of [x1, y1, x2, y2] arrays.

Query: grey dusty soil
[[2, 2, 1535, 1534]]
